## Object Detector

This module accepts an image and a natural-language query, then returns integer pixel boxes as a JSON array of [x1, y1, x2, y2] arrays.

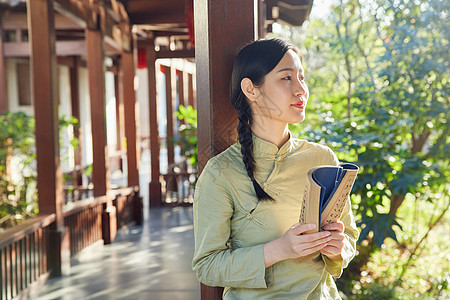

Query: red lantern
[[137, 48, 146, 69]]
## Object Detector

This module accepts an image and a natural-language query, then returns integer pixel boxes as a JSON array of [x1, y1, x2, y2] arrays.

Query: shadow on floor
[[26, 206, 200, 300]]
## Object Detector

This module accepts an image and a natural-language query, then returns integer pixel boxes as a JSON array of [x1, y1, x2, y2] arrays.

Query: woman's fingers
[[290, 223, 316, 235], [320, 245, 341, 257], [297, 239, 331, 256], [322, 221, 344, 232]]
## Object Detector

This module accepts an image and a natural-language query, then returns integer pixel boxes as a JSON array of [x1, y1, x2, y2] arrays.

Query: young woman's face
[[253, 49, 309, 125]]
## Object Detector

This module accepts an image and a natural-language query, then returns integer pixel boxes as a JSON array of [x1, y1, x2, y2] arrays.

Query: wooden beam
[[54, 0, 97, 29], [156, 49, 195, 59], [153, 31, 189, 37], [0, 26, 8, 113], [1, 12, 82, 30], [4, 40, 122, 57], [85, 28, 110, 198], [121, 49, 140, 187], [146, 42, 162, 208], [4, 41, 86, 57], [57, 56, 76, 67], [129, 10, 186, 25], [194, 0, 256, 297]]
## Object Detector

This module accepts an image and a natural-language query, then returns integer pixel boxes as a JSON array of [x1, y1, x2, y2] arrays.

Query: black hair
[[230, 38, 298, 201]]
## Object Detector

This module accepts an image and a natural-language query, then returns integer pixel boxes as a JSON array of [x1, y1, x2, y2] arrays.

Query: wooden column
[[27, 0, 69, 277], [164, 65, 175, 168], [187, 73, 195, 109], [0, 23, 7, 113], [146, 42, 162, 207], [114, 63, 124, 173], [85, 28, 110, 197], [86, 27, 116, 244], [177, 70, 186, 124], [121, 50, 139, 187], [258, 0, 266, 38], [194, 0, 256, 298], [70, 56, 82, 185]]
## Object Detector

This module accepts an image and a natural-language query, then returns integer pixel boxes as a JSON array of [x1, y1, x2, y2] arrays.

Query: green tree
[[281, 0, 448, 295], [0, 112, 79, 229]]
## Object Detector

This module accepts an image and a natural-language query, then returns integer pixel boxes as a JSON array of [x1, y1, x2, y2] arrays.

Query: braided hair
[[230, 38, 296, 201]]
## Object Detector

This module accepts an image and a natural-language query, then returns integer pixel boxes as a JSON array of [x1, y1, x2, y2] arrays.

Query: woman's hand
[[263, 223, 332, 267], [320, 221, 345, 261]]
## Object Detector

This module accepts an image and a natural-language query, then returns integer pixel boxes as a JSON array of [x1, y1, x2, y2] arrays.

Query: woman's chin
[[291, 113, 305, 124]]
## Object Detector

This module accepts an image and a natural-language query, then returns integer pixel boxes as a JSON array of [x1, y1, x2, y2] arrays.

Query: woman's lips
[[291, 101, 306, 109]]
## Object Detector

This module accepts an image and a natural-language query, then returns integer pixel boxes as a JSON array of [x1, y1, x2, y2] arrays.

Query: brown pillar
[[114, 64, 124, 172], [258, 0, 266, 38], [85, 28, 110, 198], [164, 65, 175, 168], [86, 27, 116, 244], [121, 50, 139, 187], [70, 56, 82, 185], [177, 70, 186, 125], [27, 0, 69, 277], [0, 24, 7, 113], [146, 42, 162, 207], [194, 0, 256, 298], [187, 73, 195, 109]]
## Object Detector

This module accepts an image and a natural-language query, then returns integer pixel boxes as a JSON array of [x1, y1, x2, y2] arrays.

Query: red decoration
[[137, 48, 146, 69], [186, 0, 194, 46]]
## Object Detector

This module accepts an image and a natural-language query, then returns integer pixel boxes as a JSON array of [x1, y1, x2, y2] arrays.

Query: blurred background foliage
[[273, 0, 449, 298], [0, 112, 78, 231]]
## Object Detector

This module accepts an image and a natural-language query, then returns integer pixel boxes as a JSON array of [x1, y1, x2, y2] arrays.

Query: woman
[[192, 38, 359, 299]]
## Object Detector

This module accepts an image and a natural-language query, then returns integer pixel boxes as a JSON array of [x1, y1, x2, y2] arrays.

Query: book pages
[[320, 168, 358, 227], [300, 168, 322, 233], [299, 163, 359, 233]]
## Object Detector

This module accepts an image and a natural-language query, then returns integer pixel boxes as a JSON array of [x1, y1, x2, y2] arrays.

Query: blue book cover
[[300, 163, 359, 232]]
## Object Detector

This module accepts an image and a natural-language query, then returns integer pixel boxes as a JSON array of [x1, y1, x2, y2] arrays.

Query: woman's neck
[[251, 121, 290, 149]]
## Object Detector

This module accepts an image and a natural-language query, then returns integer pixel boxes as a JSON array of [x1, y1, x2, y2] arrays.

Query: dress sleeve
[[191, 159, 270, 288], [321, 147, 360, 278]]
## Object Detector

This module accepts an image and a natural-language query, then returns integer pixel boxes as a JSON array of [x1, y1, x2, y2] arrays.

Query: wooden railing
[[0, 215, 55, 300], [113, 186, 142, 229], [63, 197, 105, 257], [161, 171, 198, 205], [0, 186, 142, 300], [161, 159, 198, 206]]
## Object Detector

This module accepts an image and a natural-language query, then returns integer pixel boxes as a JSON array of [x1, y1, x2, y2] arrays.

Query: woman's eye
[[282, 76, 291, 80]]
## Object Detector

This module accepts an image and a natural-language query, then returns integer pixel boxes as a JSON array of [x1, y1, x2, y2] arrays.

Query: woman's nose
[[294, 79, 306, 97]]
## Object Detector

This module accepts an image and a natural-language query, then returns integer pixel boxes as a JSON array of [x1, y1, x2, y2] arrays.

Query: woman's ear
[[241, 78, 260, 103]]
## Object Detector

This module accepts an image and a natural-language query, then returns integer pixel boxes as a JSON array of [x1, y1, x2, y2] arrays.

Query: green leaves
[[288, 0, 449, 251], [0, 112, 80, 229], [173, 105, 198, 167], [358, 212, 402, 247]]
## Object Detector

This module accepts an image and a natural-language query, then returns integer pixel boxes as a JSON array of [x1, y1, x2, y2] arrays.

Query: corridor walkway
[[26, 207, 200, 300]]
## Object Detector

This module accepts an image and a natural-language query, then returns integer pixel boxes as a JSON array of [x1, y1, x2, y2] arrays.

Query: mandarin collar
[[251, 132, 294, 159]]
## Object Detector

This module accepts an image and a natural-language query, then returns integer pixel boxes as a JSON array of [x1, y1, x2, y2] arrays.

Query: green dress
[[192, 133, 359, 299]]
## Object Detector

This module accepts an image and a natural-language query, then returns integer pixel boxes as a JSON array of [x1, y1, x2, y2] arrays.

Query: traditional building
[[0, 1, 313, 299]]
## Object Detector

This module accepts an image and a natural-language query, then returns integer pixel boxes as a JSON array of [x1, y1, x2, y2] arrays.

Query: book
[[299, 163, 359, 233]]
